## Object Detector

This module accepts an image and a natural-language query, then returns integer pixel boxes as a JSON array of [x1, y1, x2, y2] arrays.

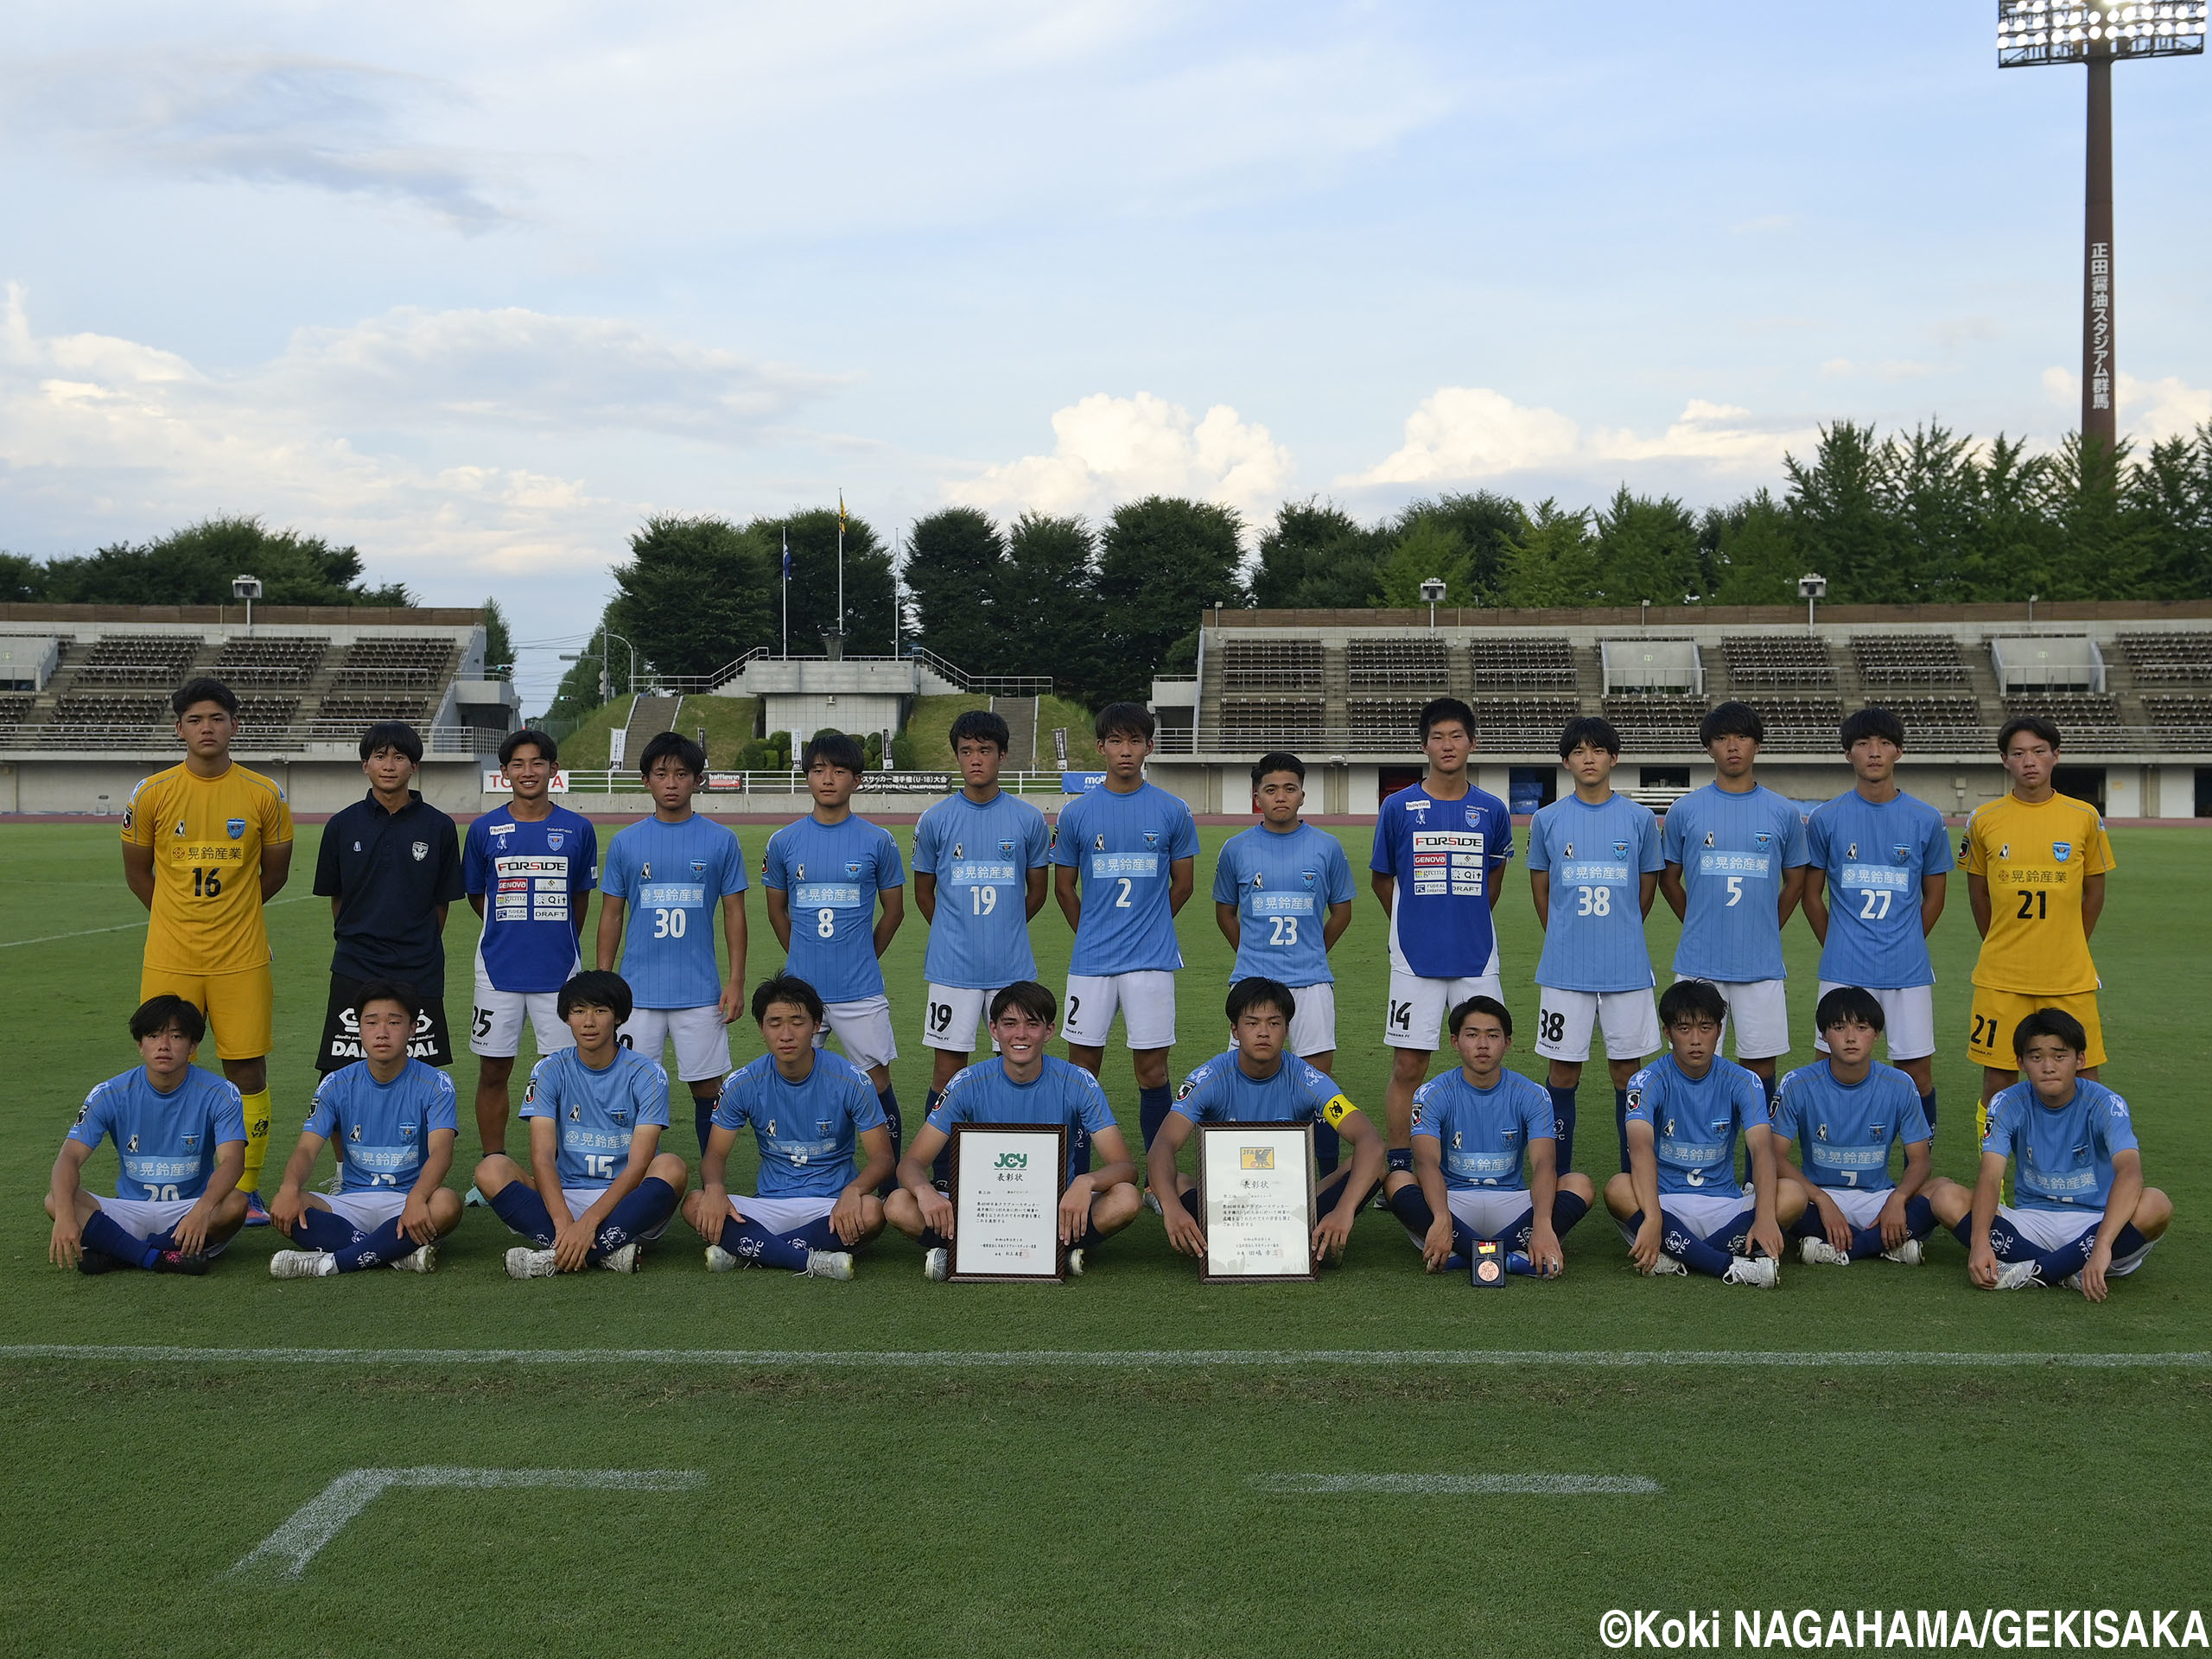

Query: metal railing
[[638, 644, 1053, 697], [0, 722, 505, 754], [549, 768, 1077, 797], [1153, 724, 2212, 757]]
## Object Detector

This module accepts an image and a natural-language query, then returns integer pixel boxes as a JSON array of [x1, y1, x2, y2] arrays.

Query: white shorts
[[1535, 988, 1662, 1064], [725, 1192, 838, 1233], [469, 957, 576, 1060], [543, 1185, 673, 1243], [922, 983, 1001, 1056], [1810, 1185, 1895, 1228], [818, 995, 897, 1072], [1616, 1190, 1754, 1249], [1813, 982, 1936, 1063], [91, 1194, 233, 1255], [323, 1191, 408, 1232], [1063, 970, 1176, 1050], [1383, 950, 1503, 1050], [1287, 982, 1337, 1057], [622, 1004, 732, 1083], [1445, 1189, 1539, 1238], [1677, 976, 1789, 1061], [1996, 1203, 2155, 1275]]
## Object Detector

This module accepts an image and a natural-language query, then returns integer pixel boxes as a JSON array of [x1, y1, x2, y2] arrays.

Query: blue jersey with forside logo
[[1623, 1053, 1771, 1199], [1525, 791, 1662, 993], [1770, 1059, 1930, 1193], [1369, 782, 1514, 980], [601, 814, 749, 1009], [68, 1065, 247, 1202], [1052, 782, 1198, 976], [305, 1058, 459, 1195], [1212, 822, 1357, 988], [1982, 1078, 2139, 1213], [761, 812, 906, 1003], [1803, 789, 1953, 989], [927, 1055, 1119, 1185], [520, 1046, 670, 1190], [1170, 1051, 1358, 1128], [911, 790, 1051, 989], [462, 805, 598, 994], [713, 1052, 887, 1198], [1658, 784, 1809, 983], [1411, 1068, 1555, 1192]]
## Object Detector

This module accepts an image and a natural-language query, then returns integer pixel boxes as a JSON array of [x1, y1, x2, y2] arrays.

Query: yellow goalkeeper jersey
[[1961, 791, 2113, 995], [123, 762, 295, 975]]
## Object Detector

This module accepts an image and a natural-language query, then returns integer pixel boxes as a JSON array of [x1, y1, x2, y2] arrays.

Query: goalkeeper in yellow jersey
[[120, 677, 296, 1224]]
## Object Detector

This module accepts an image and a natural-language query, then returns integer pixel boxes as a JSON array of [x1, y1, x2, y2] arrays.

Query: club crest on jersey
[[1753, 831, 1772, 848], [844, 861, 862, 879], [180, 1132, 198, 1152], [690, 859, 705, 875], [546, 830, 567, 850], [1300, 868, 1316, 887], [1869, 1123, 1885, 1142], [1464, 804, 1482, 827], [411, 841, 429, 861], [998, 839, 1014, 855], [2053, 841, 2073, 862], [400, 1122, 416, 1141], [1891, 843, 1911, 865], [226, 817, 245, 840], [1143, 830, 1159, 849]]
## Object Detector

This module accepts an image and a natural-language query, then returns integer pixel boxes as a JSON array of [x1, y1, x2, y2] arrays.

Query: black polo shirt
[[314, 790, 466, 988]]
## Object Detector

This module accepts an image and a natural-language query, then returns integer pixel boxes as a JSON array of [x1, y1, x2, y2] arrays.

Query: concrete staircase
[[990, 695, 1039, 768], [617, 694, 683, 765]]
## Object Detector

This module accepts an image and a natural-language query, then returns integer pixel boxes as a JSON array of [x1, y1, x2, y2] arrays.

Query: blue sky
[[2, 2, 2205, 704]]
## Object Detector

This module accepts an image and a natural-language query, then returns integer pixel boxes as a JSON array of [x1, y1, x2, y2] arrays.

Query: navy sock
[[694, 1095, 715, 1155], [82, 1209, 158, 1269], [1139, 1085, 1172, 1148], [1613, 1090, 1632, 1173], [878, 1084, 904, 1158], [1844, 1195, 1935, 1260], [1387, 1185, 1475, 1258], [1179, 1187, 1201, 1222], [294, 1206, 362, 1253], [1313, 1117, 1342, 1180], [143, 1226, 181, 1253], [925, 1090, 951, 1186], [1547, 1086, 1579, 1173], [489, 1182, 556, 1247], [335, 1217, 413, 1271], [1551, 1190, 1591, 1238], [1077, 1214, 1106, 1253], [1496, 1204, 1539, 1251], [719, 1215, 810, 1271], [1634, 1209, 1735, 1277], [592, 1177, 677, 1261], [1386, 1146, 1413, 1176], [918, 1226, 950, 1253], [1919, 1089, 1937, 1130]]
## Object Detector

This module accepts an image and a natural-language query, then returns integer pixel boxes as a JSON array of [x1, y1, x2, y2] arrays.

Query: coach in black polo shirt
[[313, 721, 466, 1071]]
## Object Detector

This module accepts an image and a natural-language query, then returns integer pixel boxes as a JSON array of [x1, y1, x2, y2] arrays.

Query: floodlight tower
[[1997, 1, 2206, 454]]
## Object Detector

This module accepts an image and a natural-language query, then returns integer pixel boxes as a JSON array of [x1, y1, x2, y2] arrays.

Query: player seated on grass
[[46, 995, 248, 1275], [267, 981, 463, 1278], [1604, 978, 1802, 1287], [1925, 1009, 2171, 1300], [1383, 995, 1594, 1278], [1769, 986, 1935, 1269], [1148, 977, 1385, 1267], [684, 975, 892, 1282], [472, 970, 689, 1278], [889, 979, 1143, 1281]]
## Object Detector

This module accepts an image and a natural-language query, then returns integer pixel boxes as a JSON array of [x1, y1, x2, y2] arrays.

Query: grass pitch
[[3, 819, 2205, 1657]]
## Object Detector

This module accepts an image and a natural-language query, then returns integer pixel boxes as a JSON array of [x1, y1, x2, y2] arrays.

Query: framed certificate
[[1197, 1121, 1318, 1283], [948, 1122, 1069, 1283]]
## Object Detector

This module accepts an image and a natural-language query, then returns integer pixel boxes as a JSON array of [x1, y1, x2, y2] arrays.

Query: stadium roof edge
[[1219, 600, 2212, 627], [0, 602, 485, 626]]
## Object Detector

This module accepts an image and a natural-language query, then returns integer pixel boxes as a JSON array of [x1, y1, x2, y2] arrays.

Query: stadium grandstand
[[0, 606, 518, 814], [1146, 601, 2212, 819]]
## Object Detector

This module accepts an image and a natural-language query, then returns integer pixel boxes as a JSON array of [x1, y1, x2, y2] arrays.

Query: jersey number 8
[[816, 907, 836, 938]]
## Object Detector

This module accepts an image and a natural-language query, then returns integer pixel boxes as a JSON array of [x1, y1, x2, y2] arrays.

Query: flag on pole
[[837, 491, 848, 532], [781, 529, 792, 580]]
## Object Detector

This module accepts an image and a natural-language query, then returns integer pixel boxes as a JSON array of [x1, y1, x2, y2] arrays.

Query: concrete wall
[[0, 755, 493, 816]]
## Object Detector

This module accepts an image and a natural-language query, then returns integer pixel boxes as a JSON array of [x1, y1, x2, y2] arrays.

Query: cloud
[[1820, 358, 1934, 382], [944, 391, 1294, 530], [0, 50, 509, 228], [1343, 387, 1814, 486], [2043, 366, 2212, 443]]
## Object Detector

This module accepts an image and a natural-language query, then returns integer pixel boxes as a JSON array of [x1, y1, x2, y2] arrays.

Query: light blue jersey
[[1770, 1059, 1930, 1193], [1171, 1050, 1357, 1128], [69, 1065, 247, 1202], [304, 1058, 460, 1195], [1623, 1053, 1771, 1199], [761, 812, 906, 1003], [1212, 822, 1356, 988], [1803, 789, 1953, 989], [601, 814, 748, 1008], [912, 790, 1051, 989], [520, 1046, 670, 1190], [1053, 782, 1198, 976], [1369, 782, 1513, 978], [927, 1054, 1119, 1185], [713, 1052, 887, 1198], [1411, 1068, 1556, 1191], [1658, 784, 1809, 982], [1525, 791, 1662, 993], [1983, 1078, 2139, 1213]]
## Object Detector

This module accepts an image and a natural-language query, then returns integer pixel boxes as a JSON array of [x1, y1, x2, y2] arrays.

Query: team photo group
[[44, 671, 2174, 1300]]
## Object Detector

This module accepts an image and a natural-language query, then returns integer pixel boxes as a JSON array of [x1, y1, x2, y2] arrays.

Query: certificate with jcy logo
[[949, 1123, 1070, 1283]]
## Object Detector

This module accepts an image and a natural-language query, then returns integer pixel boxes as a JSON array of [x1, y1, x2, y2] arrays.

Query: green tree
[[1705, 490, 1801, 604], [1000, 512, 1101, 696], [904, 507, 1007, 674], [1252, 499, 1386, 608], [539, 599, 622, 728], [1373, 517, 1475, 606], [748, 506, 896, 656], [1880, 423, 1977, 601], [1499, 500, 1597, 607], [1094, 496, 1245, 706], [35, 516, 412, 606], [2043, 433, 2160, 601], [1592, 486, 1702, 604], [1955, 435, 2057, 601], [613, 515, 771, 678], [2133, 423, 2212, 599], [481, 596, 515, 675], [1783, 422, 1900, 605], [0, 552, 45, 601], [1395, 492, 1522, 605]]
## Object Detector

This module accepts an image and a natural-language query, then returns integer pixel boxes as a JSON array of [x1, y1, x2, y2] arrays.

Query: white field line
[[4, 1344, 2205, 1370], [1252, 1474, 1662, 1495], [0, 890, 317, 950], [232, 1466, 702, 1578]]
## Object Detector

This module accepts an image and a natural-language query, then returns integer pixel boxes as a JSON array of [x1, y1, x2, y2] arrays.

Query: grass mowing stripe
[[0, 888, 317, 949], [1251, 1474, 1662, 1494], [4, 1344, 2207, 1367]]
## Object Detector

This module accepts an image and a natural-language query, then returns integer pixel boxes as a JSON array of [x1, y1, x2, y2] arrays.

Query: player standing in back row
[[1053, 702, 1198, 1149], [912, 709, 1052, 1180], [1961, 715, 2114, 1141], [1370, 696, 1513, 1179], [1657, 702, 1809, 1100]]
